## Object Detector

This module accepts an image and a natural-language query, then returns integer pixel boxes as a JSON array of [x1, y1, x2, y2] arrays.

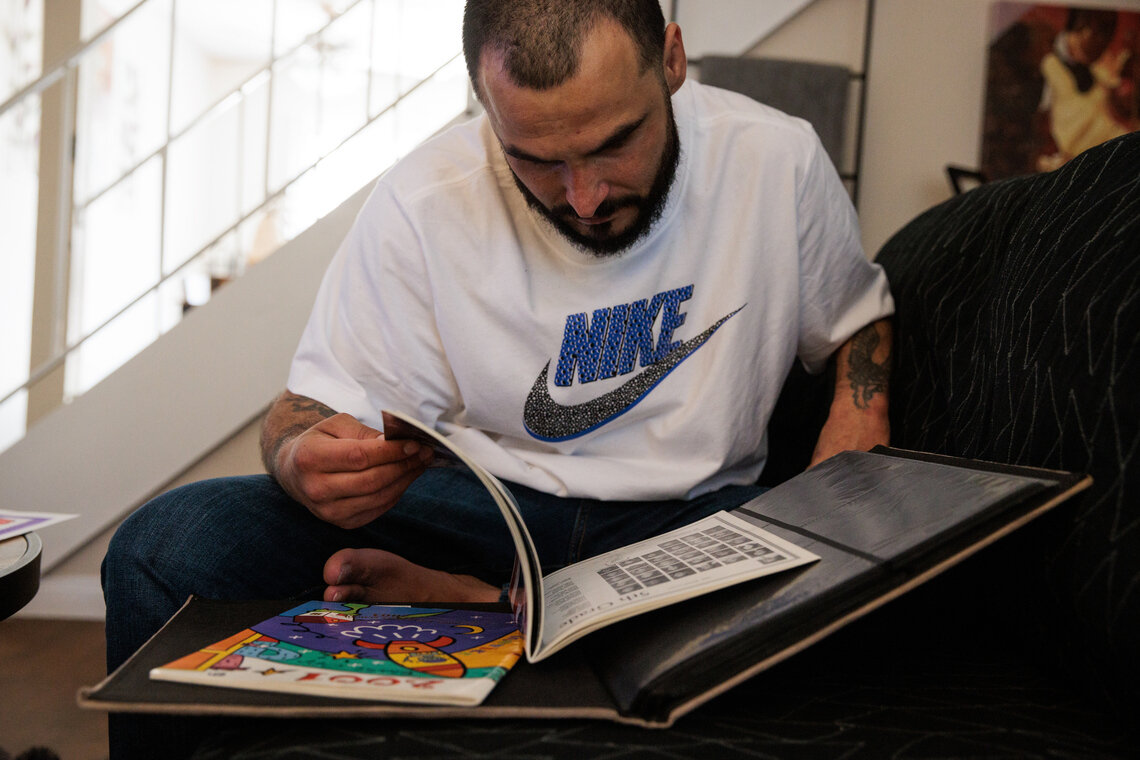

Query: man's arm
[[810, 318, 892, 467], [260, 391, 432, 529]]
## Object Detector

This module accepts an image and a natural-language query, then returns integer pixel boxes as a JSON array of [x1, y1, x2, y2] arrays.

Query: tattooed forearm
[[259, 392, 339, 474], [846, 324, 889, 409], [261, 423, 309, 475], [286, 393, 337, 419]]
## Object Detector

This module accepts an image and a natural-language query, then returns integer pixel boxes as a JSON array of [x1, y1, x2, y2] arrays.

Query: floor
[[0, 618, 109, 760]]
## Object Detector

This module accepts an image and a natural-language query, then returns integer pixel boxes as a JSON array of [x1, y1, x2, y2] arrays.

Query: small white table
[[0, 532, 42, 620]]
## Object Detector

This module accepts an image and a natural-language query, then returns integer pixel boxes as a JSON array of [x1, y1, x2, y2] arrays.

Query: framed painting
[[981, 3, 1140, 180]]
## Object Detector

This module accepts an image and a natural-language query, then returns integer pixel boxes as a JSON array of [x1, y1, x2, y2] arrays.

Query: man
[[104, 0, 891, 706]]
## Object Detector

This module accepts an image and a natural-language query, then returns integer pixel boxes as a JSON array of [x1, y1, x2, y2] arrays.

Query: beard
[[510, 100, 681, 258]]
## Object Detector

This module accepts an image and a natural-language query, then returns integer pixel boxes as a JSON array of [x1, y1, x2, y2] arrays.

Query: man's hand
[[810, 319, 892, 467], [261, 392, 432, 529]]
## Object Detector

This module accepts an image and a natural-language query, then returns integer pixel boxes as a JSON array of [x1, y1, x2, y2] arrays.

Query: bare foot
[[322, 548, 500, 604]]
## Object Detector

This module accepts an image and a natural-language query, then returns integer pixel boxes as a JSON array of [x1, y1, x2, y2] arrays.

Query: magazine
[[150, 601, 522, 706], [379, 410, 820, 663]]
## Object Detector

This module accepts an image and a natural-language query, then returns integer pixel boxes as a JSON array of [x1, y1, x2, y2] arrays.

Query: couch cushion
[[875, 132, 1140, 713]]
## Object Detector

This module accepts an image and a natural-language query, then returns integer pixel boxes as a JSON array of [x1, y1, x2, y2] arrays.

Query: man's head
[[463, 0, 687, 256], [1065, 9, 1118, 65]]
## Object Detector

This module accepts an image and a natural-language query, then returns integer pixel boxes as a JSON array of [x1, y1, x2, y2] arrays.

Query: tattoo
[[846, 325, 889, 409], [286, 393, 337, 419], [260, 393, 338, 474], [261, 423, 309, 475]]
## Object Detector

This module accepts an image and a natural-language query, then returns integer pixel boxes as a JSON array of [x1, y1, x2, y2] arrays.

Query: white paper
[[535, 511, 818, 658]]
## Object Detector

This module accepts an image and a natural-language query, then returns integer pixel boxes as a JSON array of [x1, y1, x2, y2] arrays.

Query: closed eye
[[502, 115, 646, 165], [517, 154, 560, 167], [589, 118, 643, 157]]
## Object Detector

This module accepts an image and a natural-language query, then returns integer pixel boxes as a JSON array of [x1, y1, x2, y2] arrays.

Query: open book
[[379, 410, 819, 664]]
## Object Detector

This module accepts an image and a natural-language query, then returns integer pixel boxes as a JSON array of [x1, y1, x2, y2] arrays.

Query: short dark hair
[[462, 0, 666, 100], [1066, 9, 1118, 60]]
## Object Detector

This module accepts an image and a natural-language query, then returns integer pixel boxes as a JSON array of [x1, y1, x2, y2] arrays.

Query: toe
[[322, 547, 357, 586]]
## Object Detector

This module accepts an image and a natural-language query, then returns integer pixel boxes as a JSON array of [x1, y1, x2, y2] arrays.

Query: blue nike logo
[[523, 306, 745, 441]]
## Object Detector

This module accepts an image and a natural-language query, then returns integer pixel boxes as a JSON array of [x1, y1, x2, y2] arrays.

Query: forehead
[[478, 20, 661, 158]]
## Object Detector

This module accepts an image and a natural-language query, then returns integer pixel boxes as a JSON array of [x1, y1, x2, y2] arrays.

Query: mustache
[[551, 195, 643, 222]]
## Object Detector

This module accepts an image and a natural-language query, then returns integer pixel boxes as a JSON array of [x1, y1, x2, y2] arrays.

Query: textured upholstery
[[875, 132, 1140, 714]]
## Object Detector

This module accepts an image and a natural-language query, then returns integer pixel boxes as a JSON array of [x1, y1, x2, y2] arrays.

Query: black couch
[[188, 134, 1140, 759], [873, 131, 1140, 727]]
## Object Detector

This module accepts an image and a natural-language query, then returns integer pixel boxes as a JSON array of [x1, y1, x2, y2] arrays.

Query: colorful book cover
[[149, 601, 523, 706]]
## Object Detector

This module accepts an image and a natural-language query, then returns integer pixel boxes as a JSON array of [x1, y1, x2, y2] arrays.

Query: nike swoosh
[[523, 305, 745, 442]]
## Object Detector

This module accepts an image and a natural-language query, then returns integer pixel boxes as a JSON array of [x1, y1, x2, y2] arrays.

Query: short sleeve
[[794, 136, 894, 373], [287, 181, 460, 430]]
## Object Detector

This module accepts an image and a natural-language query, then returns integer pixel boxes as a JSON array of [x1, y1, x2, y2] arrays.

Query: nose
[[563, 163, 608, 219]]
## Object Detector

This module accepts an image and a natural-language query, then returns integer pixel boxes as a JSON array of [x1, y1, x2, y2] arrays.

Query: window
[[0, 0, 469, 452], [0, 0, 44, 452]]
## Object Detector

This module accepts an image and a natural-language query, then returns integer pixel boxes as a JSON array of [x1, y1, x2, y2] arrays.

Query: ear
[[663, 22, 687, 94]]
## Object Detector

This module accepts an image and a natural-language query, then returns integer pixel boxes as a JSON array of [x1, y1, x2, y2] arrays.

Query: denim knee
[[102, 476, 306, 669], [103, 481, 207, 601]]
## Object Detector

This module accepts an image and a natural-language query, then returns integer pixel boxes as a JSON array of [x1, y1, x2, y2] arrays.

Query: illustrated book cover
[[149, 601, 523, 706]]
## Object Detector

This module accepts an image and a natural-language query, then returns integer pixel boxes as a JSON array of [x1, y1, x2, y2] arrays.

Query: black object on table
[[0, 531, 42, 620]]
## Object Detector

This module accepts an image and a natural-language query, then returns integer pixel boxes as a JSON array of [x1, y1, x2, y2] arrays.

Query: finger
[[314, 413, 382, 440], [299, 433, 428, 475], [307, 455, 427, 504], [308, 413, 429, 470], [306, 465, 427, 528]]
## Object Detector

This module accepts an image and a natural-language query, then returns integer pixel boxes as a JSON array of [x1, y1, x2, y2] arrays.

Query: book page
[[534, 511, 818, 660], [381, 411, 545, 654], [735, 450, 1055, 562], [381, 411, 819, 666]]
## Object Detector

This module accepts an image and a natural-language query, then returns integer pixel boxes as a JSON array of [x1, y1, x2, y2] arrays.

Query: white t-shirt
[[288, 80, 893, 500]]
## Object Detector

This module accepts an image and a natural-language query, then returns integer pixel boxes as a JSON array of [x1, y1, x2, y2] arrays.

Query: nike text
[[554, 285, 694, 386]]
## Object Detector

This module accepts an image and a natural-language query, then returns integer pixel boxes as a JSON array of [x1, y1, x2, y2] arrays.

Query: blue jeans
[[101, 468, 764, 759]]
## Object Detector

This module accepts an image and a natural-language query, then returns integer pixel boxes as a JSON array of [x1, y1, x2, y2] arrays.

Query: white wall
[[675, 0, 815, 55], [859, 0, 1000, 256], [685, 0, 1000, 255]]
